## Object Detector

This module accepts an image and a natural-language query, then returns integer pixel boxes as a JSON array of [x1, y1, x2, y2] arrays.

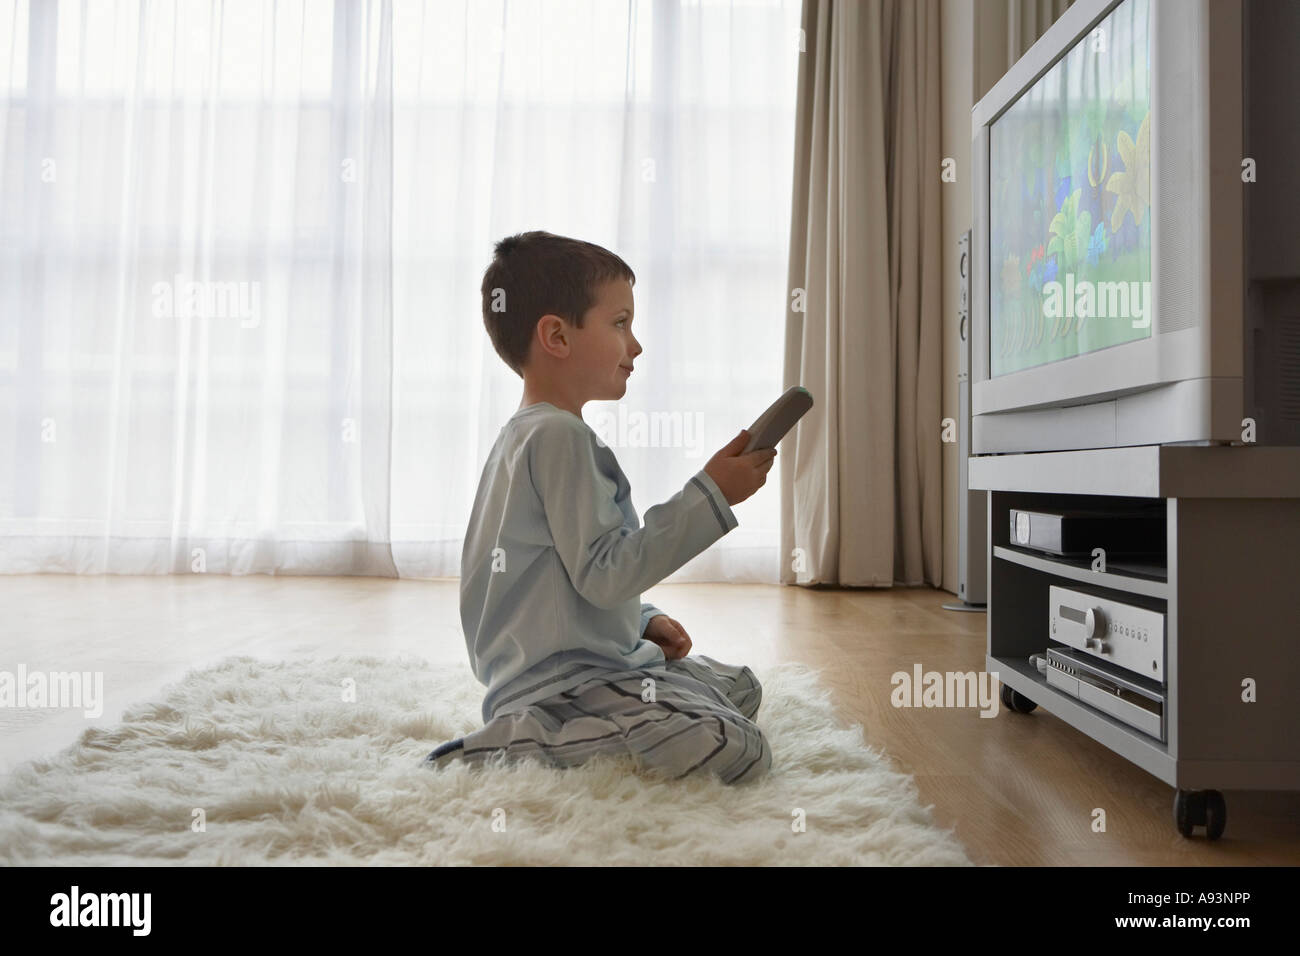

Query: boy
[[425, 230, 777, 785]]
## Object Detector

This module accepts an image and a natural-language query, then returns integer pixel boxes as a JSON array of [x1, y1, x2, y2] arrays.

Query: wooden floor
[[2, 574, 1297, 865]]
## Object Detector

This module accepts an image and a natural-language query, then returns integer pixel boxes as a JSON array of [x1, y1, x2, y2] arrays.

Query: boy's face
[[573, 278, 641, 400]]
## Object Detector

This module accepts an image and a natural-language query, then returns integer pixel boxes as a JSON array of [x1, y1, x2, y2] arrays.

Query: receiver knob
[[1083, 607, 1103, 640]]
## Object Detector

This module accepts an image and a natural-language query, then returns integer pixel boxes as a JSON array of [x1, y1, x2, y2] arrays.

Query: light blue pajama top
[[459, 401, 739, 724]]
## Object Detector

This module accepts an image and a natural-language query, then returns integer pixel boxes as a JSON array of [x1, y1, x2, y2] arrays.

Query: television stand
[[969, 444, 1300, 840]]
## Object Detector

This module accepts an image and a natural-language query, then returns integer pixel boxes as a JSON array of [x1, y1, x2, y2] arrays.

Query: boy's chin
[[582, 384, 626, 404]]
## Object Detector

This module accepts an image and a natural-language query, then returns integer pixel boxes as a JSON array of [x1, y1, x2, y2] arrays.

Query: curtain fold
[[1008, 0, 1074, 67], [782, 0, 943, 587]]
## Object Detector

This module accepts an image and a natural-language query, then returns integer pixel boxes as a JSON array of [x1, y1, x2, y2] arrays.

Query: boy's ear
[[535, 314, 572, 359]]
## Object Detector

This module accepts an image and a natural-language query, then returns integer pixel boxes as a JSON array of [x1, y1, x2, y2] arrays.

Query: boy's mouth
[[619, 365, 633, 375]]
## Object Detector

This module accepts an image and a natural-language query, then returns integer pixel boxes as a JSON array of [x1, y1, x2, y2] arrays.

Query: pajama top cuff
[[688, 469, 739, 534]]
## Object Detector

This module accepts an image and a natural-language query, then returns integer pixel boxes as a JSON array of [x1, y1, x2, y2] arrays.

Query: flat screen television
[[970, 0, 1300, 453]]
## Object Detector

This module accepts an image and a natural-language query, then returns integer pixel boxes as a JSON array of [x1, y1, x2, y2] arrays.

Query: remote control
[[742, 386, 814, 454]]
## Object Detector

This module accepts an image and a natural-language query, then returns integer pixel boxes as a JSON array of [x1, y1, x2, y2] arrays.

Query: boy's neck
[[519, 381, 586, 418]]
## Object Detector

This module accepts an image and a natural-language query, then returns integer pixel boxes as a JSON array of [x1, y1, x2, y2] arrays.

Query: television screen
[[989, 0, 1152, 378]]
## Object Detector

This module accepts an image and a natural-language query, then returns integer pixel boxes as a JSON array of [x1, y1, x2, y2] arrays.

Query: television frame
[[970, 0, 1247, 454]]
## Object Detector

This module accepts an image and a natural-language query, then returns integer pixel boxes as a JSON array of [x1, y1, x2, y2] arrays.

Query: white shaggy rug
[[0, 655, 973, 865]]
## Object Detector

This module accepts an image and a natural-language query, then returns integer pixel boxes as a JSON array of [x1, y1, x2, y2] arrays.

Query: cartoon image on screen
[[989, 0, 1152, 378]]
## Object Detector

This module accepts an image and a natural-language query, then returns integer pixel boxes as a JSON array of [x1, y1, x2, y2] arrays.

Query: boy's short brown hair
[[480, 230, 636, 377]]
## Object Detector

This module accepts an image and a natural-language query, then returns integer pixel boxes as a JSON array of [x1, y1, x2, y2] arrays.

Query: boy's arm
[[531, 418, 738, 611], [640, 603, 667, 636]]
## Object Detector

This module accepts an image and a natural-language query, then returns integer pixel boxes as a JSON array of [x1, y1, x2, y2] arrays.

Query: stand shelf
[[970, 445, 1300, 838]]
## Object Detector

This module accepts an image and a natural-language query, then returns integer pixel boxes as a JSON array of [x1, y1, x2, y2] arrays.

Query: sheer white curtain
[[0, 0, 396, 575], [0, 0, 800, 583]]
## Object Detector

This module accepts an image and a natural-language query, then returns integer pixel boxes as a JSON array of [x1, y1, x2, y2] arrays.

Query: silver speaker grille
[[1152, 0, 1203, 335]]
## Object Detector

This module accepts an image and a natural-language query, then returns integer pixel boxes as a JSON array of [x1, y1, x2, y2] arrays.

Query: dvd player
[[1045, 645, 1165, 741]]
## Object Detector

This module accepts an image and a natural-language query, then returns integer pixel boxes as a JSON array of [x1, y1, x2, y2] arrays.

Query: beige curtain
[[1007, 0, 1074, 67], [781, 0, 942, 588]]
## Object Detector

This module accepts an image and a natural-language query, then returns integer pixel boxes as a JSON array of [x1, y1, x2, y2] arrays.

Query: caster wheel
[[1000, 684, 1038, 714], [1174, 789, 1202, 837], [1204, 790, 1226, 840], [1174, 789, 1226, 840]]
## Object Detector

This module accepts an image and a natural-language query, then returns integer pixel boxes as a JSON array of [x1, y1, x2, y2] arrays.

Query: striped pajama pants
[[428, 655, 772, 785]]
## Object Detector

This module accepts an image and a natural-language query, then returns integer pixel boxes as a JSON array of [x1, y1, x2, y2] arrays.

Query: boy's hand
[[643, 615, 692, 660], [704, 429, 777, 506]]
